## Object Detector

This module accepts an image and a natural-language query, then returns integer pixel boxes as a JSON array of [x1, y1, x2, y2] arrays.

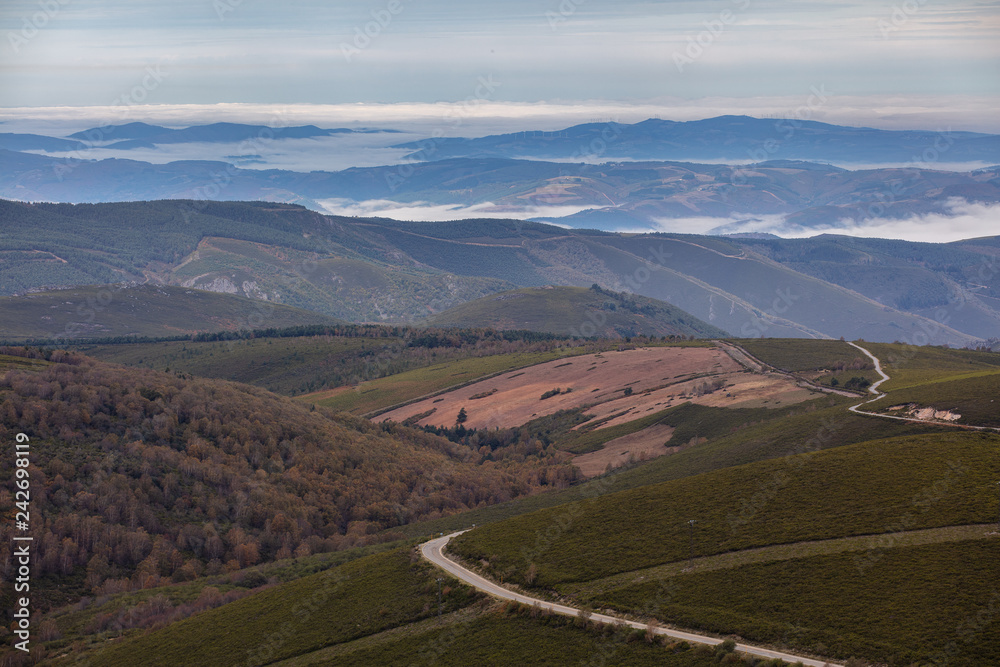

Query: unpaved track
[[421, 532, 842, 667], [420, 341, 999, 666], [847, 342, 1000, 432]]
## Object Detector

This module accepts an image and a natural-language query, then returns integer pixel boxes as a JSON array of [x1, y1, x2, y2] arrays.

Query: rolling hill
[[0, 347, 581, 616], [17, 338, 998, 666], [67, 122, 398, 150], [0, 284, 342, 342], [423, 285, 729, 338], [3, 148, 999, 231], [0, 198, 993, 344], [391, 115, 1000, 164]]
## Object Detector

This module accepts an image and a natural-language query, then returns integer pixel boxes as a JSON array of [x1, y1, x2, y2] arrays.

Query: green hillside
[[858, 341, 1000, 428], [0, 198, 988, 344], [82, 326, 586, 397], [64, 544, 723, 667], [449, 431, 999, 588], [7, 336, 1000, 666], [424, 285, 730, 339], [0, 284, 340, 341], [589, 539, 1000, 667]]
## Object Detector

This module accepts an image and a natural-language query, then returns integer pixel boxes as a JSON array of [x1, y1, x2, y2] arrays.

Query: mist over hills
[[66, 122, 400, 150], [2, 148, 998, 235]]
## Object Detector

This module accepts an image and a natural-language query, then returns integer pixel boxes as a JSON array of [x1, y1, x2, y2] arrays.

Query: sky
[[1, 0, 998, 241], [1, 0, 998, 127]]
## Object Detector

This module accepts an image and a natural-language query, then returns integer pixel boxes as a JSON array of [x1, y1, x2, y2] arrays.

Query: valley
[[6, 1, 1000, 663], [5, 334, 993, 666]]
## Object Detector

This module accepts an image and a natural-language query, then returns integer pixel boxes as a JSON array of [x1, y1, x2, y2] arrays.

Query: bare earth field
[[378, 345, 817, 432], [572, 424, 676, 477]]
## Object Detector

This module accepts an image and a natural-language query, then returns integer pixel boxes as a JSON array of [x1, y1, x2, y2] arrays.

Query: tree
[[456, 407, 468, 424]]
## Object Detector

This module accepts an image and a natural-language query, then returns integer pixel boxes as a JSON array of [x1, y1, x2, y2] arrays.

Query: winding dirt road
[[847, 341, 1000, 432], [421, 531, 841, 667], [419, 341, 999, 665]]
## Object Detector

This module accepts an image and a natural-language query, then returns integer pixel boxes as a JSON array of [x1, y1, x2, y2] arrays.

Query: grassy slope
[[44, 542, 404, 658], [450, 431, 1000, 587], [296, 612, 721, 667], [860, 342, 1000, 427], [869, 372, 1000, 428], [589, 539, 1000, 667], [863, 342, 1000, 390], [80, 547, 479, 667], [42, 340, 1000, 666], [736, 338, 862, 371], [0, 353, 50, 372], [85, 335, 393, 396], [376, 398, 938, 543], [0, 284, 339, 341], [171, 236, 513, 322], [425, 286, 730, 338]]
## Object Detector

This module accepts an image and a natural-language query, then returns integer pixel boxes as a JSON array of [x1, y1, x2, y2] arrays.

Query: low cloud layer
[[648, 199, 1000, 243], [317, 198, 587, 223]]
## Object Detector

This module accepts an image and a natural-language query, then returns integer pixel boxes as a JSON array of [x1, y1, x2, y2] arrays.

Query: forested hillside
[[0, 348, 579, 612]]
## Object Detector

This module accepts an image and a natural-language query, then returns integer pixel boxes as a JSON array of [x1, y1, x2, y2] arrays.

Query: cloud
[[316, 198, 589, 222], [3, 94, 1000, 139], [646, 199, 1000, 243]]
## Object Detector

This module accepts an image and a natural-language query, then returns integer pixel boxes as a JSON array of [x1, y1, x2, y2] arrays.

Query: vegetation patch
[[588, 540, 1000, 667], [450, 431, 1000, 588], [81, 547, 480, 667]]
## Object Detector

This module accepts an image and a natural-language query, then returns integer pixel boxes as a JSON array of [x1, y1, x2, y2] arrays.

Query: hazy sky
[[1, 0, 998, 120]]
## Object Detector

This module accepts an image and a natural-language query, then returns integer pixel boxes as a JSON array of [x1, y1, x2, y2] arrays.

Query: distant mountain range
[[0, 133, 88, 153], [2, 198, 997, 345], [1, 115, 997, 232], [3, 121, 399, 152], [2, 149, 998, 231], [392, 116, 1000, 164]]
